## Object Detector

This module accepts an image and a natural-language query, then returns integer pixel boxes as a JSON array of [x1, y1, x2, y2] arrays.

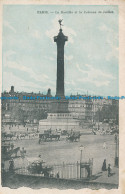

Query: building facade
[[1, 86, 118, 127]]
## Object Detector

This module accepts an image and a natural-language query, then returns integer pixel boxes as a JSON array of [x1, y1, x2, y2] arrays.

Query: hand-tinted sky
[[2, 5, 118, 96]]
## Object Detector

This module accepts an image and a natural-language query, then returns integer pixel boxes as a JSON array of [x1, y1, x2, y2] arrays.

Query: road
[[4, 134, 116, 176]]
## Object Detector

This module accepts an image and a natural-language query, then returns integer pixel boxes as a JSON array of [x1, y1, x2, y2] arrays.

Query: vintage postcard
[[0, 0, 125, 193]]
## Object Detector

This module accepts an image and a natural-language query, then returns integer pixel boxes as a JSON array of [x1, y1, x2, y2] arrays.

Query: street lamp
[[80, 145, 84, 163], [79, 145, 84, 179], [98, 106, 100, 130], [114, 133, 119, 167]]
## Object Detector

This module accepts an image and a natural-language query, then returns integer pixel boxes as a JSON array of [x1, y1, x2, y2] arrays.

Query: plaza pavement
[[89, 166, 118, 185]]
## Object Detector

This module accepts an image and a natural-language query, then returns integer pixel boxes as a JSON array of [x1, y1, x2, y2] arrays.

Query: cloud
[[65, 55, 73, 61], [8, 61, 49, 83], [4, 50, 16, 57], [3, 72, 41, 92], [99, 24, 118, 61], [3, 71, 56, 94], [106, 47, 118, 61], [65, 80, 76, 86], [43, 56, 55, 63], [3, 53, 51, 84], [3, 21, 16, 33], [3, 50, 16, 65], [46, 15, 76, 44], [3, 50, 56, 93], [66, 87, 87, 95], [99, 24, 108, 32], [76, 63, 116, 87], [48, 57, 54, 61], [31, 29, 42, 39]]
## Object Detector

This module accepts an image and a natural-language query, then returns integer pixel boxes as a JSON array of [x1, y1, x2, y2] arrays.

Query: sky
[[2, 5, 118, 96]]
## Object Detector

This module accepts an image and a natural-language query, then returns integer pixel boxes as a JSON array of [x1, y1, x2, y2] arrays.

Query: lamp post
[[79, 145, 84, 179], [98, 106, 100, 130], [21, 147, 26, 168], [114, 133, 119, 167]]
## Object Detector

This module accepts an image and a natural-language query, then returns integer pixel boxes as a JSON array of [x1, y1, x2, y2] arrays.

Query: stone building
[[1, 86, 118, 127]]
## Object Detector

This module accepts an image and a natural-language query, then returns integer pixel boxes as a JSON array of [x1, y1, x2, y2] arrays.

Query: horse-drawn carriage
[[39, 129, 60, 143], [27, 159, 53, 177], [2, 132, 14, 140], [2, 142, 20, 160], [66, 131, 81, 142], [61, 130, 68, 136]]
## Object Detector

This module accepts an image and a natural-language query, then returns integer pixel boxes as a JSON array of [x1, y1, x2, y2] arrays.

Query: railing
[[12, 159, 93, 180]]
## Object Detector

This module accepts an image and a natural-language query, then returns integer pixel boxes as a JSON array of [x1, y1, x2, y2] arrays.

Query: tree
[[94, 104, 119, 124]]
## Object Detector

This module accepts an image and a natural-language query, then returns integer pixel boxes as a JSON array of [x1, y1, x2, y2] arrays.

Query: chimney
[[10, 86, 14, 93], [47, 88, 51, 96]]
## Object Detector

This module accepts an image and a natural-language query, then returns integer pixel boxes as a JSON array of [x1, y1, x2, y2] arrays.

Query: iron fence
[[12, 159, 93, 180]]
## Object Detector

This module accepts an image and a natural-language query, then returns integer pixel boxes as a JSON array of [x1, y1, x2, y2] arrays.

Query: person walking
[[2, 161, 5, 172], [9, 158, 14, 173], [56, 172, 59, 178], [108, 164, 111, 177], [103, 141, 107, 149], [102, 159, 107, 171]]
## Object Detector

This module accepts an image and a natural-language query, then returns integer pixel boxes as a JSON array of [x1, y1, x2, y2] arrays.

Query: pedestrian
[[16, 134, 19, 140], [103, 141, 107, 149], [86, 166, 90, 178], [102, 159, 107, 171], [57, 172, 59, 178], [108, 164, 111, 177], [10, 143, 14, 150], [9, 158, 14, 172], [2, 162, 5, 172], [21, 147, 26, 159]]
